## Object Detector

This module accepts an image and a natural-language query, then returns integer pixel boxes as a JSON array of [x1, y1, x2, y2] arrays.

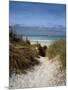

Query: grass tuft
[[9, 31, 40, 76], [47, 39, 66, 69]]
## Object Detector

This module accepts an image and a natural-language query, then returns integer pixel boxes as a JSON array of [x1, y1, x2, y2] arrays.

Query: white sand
[[9, 56, 66, 89], [30, 40, 54, 47]]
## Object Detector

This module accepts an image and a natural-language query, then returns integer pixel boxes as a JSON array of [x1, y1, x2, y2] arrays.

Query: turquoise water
[[27, 35, 66, 40]]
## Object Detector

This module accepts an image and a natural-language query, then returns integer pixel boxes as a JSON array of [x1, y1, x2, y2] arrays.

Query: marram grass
[[47, 39, 66, 69]]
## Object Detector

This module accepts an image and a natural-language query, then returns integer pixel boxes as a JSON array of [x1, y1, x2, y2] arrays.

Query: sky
[[9, 1, 66, 27]]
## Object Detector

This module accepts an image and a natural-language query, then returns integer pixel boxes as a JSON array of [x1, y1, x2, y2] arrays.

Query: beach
[[30, 40, 54, 47]]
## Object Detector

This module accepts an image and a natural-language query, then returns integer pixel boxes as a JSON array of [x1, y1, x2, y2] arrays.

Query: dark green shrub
[[26, 40, 31, 45], [43, 45, 47, 56], [38, 44, 45, 57]]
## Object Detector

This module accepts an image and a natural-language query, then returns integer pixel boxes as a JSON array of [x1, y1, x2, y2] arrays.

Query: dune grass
[[9, 32, 40, 76], [47, 39, 66, 69]]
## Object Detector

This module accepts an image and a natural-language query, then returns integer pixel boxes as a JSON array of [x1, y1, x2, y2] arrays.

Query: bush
[[43, 45, 47, 50], [38, 44, 45, 57], [26, 39, 31, 45], [43, 45, 47, 56]]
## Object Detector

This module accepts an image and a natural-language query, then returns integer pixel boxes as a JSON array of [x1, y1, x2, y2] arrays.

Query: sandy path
[[9, 56, 66, 89]]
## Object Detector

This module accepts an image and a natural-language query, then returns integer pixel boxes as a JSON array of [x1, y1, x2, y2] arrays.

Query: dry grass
[[47, 39, 66, 69], [9, 32, 40, 76]]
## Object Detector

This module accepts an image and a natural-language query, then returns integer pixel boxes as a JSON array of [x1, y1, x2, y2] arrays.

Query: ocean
[[10, 26, 66, 41], [23, 35, 66, 41]]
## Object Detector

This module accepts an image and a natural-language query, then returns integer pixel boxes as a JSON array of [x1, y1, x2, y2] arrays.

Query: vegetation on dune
[[9, 28, 66, 77], [47, 39, 66, 69], [37, 44, 47, 57], [9, 31, 40, 76]]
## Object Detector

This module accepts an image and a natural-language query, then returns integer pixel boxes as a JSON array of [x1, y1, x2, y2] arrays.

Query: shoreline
[[30, 40, 55, 47]]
